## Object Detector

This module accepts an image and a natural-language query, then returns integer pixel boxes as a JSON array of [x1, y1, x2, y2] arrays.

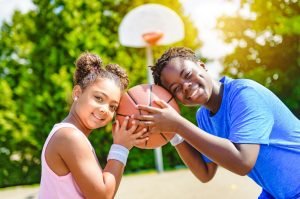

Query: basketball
[[116, 84, 180, 149]]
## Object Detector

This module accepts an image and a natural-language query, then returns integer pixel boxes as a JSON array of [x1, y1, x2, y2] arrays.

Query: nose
[[99, 105, 109, 115], [182, 81, 191, 95]]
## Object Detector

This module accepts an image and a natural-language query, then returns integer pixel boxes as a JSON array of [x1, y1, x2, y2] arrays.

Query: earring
[[74, 97, 78, 101]]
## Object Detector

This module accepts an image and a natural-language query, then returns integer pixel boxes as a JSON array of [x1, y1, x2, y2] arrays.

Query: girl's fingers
[[134, 137, 149, 146], [133, 128, 148, 138], [138, 132, 150, 139], [127, 120, 139, 132], [112, 120, 119, 136], [120, 116, 129, 131]]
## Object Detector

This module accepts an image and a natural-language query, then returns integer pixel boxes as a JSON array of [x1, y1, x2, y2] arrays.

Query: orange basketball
[[116, 84, 180, 149]]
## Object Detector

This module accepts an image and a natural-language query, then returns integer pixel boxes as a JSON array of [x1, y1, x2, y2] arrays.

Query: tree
[[0, 0, 201, 186], [217, 0, 300, 116]]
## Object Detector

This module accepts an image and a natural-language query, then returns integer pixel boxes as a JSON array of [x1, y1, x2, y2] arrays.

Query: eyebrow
[[168, 69, 185, 91]]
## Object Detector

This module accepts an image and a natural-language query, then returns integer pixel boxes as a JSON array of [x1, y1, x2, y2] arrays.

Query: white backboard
[[119, 4, 185, 48]]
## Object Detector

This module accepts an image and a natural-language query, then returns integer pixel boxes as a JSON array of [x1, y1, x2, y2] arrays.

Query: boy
[[134, 47, 300, 199]]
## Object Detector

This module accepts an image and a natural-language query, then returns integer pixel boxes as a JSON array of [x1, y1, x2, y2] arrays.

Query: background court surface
[[0, 168, 261, 199]]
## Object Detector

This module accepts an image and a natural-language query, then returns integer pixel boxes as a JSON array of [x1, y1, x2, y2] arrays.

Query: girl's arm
[[56, 120, 147, 199]]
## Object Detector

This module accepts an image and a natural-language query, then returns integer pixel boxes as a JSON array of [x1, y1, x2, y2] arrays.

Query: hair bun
[[106, 63, 129, 90], [74, 52, 103, 86]]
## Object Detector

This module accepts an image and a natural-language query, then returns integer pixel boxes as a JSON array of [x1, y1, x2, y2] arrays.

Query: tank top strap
[[42, 123, 94, 157]]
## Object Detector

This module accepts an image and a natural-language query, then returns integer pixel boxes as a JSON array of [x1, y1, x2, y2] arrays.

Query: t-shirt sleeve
[[228, 86, 274, 144]]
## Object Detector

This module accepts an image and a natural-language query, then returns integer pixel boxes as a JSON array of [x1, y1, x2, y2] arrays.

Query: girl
[[134, 47, 300, 199], [39, 53, 148, 199]]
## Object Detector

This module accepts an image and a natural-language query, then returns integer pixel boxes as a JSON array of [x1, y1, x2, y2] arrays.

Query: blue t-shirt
[[196, 76, 300, 199]]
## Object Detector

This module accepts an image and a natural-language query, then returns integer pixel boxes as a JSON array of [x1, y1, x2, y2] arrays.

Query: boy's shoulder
[[222, 77, 267, 97], [222, 76, 260, 88]]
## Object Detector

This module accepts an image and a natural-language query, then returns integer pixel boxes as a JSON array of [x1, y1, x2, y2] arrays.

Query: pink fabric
[[39, 123, 93, 199]]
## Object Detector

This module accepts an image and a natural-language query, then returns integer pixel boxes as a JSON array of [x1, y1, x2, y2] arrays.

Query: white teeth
[[190, 89, 197, 99], [93, 113, 102, 120]]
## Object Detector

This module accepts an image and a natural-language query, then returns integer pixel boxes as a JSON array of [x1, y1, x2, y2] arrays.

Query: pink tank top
[[39, 123, 94, 199]]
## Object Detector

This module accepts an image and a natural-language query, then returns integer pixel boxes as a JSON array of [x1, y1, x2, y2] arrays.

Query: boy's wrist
[[170, 134, 184, 146]]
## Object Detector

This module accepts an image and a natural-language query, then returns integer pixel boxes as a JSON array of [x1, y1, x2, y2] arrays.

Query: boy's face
[[160, 57, 213, 106]]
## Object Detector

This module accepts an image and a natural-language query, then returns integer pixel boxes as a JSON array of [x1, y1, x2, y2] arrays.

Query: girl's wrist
[[107, 144, 129, 165]]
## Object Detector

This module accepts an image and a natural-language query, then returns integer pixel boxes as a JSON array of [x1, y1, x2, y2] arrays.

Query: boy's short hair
[[150, 47, 198, 85]]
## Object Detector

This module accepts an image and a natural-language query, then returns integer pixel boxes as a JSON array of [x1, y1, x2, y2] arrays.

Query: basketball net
[[142, 31, 164, 46]]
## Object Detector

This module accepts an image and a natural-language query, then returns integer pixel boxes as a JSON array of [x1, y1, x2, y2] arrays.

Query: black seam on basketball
[[145, 126, 150, 147], [160, 133, 168, 142], [127, 91, 138, 105], [127, 91, 141, 115], [167, 96, 174, 103], [116, 113, 130, 117]]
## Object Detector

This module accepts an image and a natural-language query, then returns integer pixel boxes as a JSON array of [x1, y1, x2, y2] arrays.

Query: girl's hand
[[112, 117, 149, 150], [133, 99, 182, 133]]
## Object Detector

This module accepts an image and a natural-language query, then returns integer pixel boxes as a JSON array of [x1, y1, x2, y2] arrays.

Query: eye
[[185, 71, 191, 79], [95, 96, 103, 102], [172, 86, 180, 94], [110, 105, 118, 112]]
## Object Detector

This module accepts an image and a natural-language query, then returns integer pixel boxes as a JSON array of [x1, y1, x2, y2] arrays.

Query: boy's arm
[[135, 100, 260, 176], [175, 141, 217, 182], [177, 116, 260, 176]]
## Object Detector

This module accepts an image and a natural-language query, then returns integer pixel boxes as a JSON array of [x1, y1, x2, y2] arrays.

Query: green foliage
[[217, 0, 300, 116], [0, 0, 200, 187]]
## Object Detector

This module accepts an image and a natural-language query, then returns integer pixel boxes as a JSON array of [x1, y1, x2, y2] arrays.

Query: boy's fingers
[[153, 99, 168, 108], [137, 105, 160, 113], [133, 114, 154, 121], [137, 121, 154, 127]]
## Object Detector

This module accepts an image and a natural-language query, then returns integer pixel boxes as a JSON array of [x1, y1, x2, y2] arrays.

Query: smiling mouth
[[188, 89, 198, 99], [93, 113, 105, 121]]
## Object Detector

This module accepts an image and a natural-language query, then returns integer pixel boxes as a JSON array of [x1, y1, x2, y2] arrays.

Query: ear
[[196, 61, 207, 71], [72, 85, 82, 101]]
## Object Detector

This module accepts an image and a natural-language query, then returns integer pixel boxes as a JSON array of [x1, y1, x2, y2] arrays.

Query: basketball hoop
[[119, 3, 184, 48], [142, 31, 164, 46]]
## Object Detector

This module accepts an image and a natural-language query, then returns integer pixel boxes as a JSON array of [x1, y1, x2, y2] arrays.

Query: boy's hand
[[133, 99, 182, 133]]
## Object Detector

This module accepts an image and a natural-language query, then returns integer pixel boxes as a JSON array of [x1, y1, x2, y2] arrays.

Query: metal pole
[[146, 46, 164, 173]]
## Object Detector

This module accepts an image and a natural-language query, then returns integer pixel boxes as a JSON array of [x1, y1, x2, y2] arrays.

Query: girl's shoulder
[[52, 126, 87, 149]]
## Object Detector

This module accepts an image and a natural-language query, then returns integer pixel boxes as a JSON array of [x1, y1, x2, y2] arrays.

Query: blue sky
[[0, 0, 240, 79]]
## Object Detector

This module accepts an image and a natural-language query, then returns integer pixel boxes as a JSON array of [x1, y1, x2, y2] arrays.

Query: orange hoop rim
[[142, 31, 164, 46]]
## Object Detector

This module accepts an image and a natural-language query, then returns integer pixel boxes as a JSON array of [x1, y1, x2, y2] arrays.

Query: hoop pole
[[146, 46, 164, 173]]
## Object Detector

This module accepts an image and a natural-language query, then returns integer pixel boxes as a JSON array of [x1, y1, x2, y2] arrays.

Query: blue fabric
[[258, 190, 275, 199], [196, 76, 300, 199]]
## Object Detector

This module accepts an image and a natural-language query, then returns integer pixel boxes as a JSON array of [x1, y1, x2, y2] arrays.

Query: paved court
[[0, 168, 261, 199]]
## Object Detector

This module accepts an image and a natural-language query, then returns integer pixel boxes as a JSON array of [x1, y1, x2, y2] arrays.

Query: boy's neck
[[206, 81, 224, 115]]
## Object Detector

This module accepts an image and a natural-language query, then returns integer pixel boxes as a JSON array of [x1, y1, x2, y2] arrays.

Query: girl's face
[[160, 57, 213, 106], [74, 78, 121, 130]]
